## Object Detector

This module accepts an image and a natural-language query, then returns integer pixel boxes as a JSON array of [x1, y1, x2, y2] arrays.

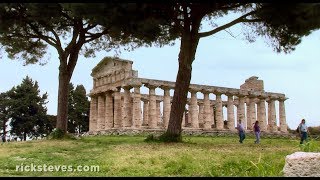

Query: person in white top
[[236, 120, 246, 143], [298, 119, 309, 144]]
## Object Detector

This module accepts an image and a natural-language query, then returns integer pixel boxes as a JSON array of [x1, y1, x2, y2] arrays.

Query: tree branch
[[198, 11, 257, 38], [84, 29, 108, 43]]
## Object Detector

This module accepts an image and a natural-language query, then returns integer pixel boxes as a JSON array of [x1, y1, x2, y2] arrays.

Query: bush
[[48, 128, 76, 140]]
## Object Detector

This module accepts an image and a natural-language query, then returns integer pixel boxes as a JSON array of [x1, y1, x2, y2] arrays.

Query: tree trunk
[[23, 131, 27, 141], [165, 59, 192, 140], [56, 63, 70, 133], [2, 119, 6, 142], [163, 33, 200, 142]]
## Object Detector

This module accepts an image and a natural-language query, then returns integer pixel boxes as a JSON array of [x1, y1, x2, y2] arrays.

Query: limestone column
[[247, 97, 256, 130], [257, 95, 267, 131], [267, 97, 277, 132], [105, 91, 114, 129], [226, 93, 235, 131], [198, 102, 204, 127], [215, 93, 224, 130], [122, 86, 132, 127], [142, 99, 149, 126], [156, 100, 162, 126], [97, 94, 105, 131], [237, 95, 246, 129], [180, 110, 185, 127], [189, 90, 199, 129], [113, 88, 122, 128], [161, 87, 171, 129], [132, 85, 142, 128], [211, 104, 215, 128], [89, 96, 98, 132], [202, 91, 211, 129], [146, 85, 157, 128], [279, 97, 288, 133]]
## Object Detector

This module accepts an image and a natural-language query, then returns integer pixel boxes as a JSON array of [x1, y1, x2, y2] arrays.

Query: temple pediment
[[91, 57, 138, 88]]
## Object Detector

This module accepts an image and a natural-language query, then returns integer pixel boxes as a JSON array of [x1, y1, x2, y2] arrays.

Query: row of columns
[[89, 85, 287, 133]]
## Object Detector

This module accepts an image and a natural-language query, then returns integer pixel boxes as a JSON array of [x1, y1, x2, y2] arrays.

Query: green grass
[[0, 134, 319, 177]]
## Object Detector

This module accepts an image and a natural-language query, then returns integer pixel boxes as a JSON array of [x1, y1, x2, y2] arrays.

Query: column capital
[[266, 94, 278, 102], [122, 85, 133, 91], [144, 83, 158, 89], [201, 89, 211, 94], [159, 85, 172, 90], [213, 88, 226, 95], [189, 87, 202, 93], [258, 92, 268, 100], [141, 98, 149, 103], [278, 97, 289, 101]]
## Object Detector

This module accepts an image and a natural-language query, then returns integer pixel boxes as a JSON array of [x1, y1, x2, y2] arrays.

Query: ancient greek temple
[[88, 57, 288, 134]]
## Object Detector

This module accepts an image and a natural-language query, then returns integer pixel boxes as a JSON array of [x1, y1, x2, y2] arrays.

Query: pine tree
[[68, 83, 89, 134], [0, 92, 10, 142], [7, 76, 48, 141]]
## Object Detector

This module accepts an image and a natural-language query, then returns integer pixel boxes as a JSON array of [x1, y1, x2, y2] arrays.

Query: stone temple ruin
[[88, 57, 288, 134]]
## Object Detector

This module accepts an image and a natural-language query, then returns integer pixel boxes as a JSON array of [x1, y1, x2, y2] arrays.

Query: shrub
[[48, 128, 76, 140]]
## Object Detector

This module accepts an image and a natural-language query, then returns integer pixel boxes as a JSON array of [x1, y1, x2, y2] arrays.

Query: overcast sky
[[1, 21, 319, 130]]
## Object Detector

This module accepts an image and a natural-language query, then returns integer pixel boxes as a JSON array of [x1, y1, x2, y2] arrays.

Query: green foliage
[[0, 92, 10, 135], [299, 139, 320, 152], [67, 83, 89, 133], [308, 126, 320, 136], [252, 3, 320, 53], [49, 128, 65, 139], [6, 76, 49, 140], [0, 135, 307, 176], [49, 128, 76, 140]]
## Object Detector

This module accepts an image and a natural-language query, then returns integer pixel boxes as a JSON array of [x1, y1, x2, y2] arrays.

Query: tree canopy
[[136, 2, 320, 141], [0, 3, 176, 133]]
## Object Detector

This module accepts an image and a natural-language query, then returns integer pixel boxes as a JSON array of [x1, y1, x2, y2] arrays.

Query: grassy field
[[0, 134, 319, 177]]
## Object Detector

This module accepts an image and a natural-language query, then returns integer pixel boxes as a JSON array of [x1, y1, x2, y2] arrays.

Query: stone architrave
[[132, 85, 142, 128], [189, 90, 199, 129], [226, 94, 235, 131], [113, 89, 122, 128], [215, 92, 224, 130], [105, 91, 114, 129], [89, 96, 98, 132], [279, 97, 288, 132], [97, 94, 106, 131], [142, 99, 149, 126]]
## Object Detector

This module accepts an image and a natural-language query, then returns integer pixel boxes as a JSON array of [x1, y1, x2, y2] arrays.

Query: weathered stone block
[[283, 152, 320, 177]]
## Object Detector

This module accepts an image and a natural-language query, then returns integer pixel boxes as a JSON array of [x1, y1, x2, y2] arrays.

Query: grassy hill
[[0, 134, 319, 177]]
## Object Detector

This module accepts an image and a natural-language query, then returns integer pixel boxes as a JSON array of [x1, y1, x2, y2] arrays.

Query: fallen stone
[[283, 151, 320, 177]]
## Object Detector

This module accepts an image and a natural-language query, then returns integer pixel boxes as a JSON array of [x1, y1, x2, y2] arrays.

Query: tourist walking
[[253, 121, 260, 144], [236, 120, 246, 143], [298, 119, 309, 144]]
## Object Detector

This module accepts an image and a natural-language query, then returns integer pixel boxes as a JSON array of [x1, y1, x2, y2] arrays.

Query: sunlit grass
[[0, 134, 318, 177]]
